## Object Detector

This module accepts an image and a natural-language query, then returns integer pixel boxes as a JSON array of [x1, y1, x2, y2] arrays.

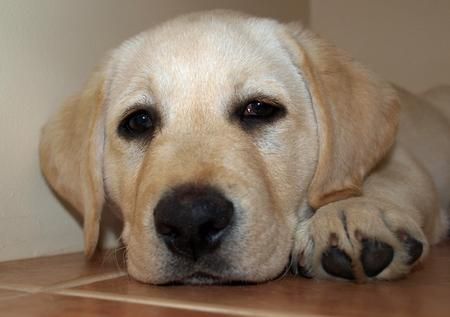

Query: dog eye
[[119, 109, 154, 139], [242, 101, 278, 118], [238, 100, 285, 128]]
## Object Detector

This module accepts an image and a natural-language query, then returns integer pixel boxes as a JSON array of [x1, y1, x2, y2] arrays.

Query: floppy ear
[[282, 23, 400, 209], [39, 69, 106, 257]]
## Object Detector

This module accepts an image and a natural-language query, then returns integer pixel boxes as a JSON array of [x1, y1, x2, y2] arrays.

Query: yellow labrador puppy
[[39, 11, 450, 284]]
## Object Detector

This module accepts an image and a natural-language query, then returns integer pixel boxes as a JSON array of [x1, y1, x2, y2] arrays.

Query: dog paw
[[293, 198, 428, 281]]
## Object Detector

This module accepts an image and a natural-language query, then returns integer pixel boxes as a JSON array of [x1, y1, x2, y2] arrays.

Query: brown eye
[[119, 109, 155, 139], [237, 100, 285, 129], [242, 101, 278, 118]]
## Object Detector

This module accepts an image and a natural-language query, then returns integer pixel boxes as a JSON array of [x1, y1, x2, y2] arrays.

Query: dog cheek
[[230, 203, 293, 281], [126, 231, 172, 283]]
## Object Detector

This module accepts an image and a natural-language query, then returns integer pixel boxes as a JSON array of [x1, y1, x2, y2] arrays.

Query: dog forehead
[[107, 14, 293, 109], [144, 12, 285, 68]]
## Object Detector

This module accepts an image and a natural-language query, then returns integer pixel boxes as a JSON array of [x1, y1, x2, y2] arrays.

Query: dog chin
[[175, 272, 226, 285], [128, 253, 292, 285], [159, 267, 288, 286], [160, 273, 256, 286]]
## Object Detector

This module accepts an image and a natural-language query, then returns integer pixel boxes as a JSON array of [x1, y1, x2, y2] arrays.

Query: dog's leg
[[293, 147, 446, 281]]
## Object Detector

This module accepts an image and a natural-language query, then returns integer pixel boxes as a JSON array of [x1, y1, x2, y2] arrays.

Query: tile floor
[[0, 241, 449, 317]]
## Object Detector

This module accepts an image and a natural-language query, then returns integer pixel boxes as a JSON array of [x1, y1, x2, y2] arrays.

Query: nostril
[[155, 222, 179, 239], [212, 215, 232, 231], [201, 220, 228, 239]]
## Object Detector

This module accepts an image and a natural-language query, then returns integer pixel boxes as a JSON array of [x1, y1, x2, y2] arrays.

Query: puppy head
[[40, 11, 399, 284]]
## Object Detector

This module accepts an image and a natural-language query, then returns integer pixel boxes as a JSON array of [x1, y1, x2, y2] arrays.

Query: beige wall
[[310, 1, 450, 92], [0, 0, 308, 262]]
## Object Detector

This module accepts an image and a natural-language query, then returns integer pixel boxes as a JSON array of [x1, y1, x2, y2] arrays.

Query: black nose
[[154, 184, 234, 260]]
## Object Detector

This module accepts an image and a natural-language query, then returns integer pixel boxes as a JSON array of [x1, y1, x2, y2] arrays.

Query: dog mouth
[[159, 264, 290, 286], [158, 271, 263, 286], [157, 272, 223, 285], [182, 272, 224, 284]]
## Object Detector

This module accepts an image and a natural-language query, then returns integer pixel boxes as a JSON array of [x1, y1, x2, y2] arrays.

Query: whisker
[[272, 257, 294, 282]]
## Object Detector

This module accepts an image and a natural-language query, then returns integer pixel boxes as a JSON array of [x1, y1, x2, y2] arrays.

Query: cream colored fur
[[40, 11, 450, 284]]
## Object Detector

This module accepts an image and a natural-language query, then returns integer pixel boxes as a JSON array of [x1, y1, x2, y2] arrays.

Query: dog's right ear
[[39, 68, 106, 258]]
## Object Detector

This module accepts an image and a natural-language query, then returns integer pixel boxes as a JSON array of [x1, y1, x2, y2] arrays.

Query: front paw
[[293, 198, 428, 281]]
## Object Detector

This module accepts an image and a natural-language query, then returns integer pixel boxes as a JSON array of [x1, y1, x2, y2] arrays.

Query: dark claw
[[321, 247, 355, 280], [361, 239, 394, 277], [297, 265, 313, 279], [403, 237, 423, 265]]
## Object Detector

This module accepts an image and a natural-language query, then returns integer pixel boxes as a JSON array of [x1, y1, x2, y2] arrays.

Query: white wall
[[310, 0, 450, 92], [0, 0, 308, 261]]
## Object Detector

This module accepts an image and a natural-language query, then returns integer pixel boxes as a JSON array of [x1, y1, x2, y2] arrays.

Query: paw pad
[[360, 239, 394, 277], [321, 247, 354, 280], [403, 236, 423, 265]]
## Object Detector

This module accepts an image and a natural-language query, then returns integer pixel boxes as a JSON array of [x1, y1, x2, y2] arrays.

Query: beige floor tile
[[0, 293, 234, 317], [1, 241, 448, 316], [0, 250, 125, 291], [64, 241, 450, 317]]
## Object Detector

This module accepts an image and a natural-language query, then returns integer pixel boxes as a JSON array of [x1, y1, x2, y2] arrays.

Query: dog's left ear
[[280, 23, 400, 209], [39, 68, 106, 257]]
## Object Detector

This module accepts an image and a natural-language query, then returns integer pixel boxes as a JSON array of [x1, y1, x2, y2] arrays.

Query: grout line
[[0, 292, 31, 302], [43, 271, 127, 292], [0, 271, 125, 294], [0, 284, 42, 293], [53, 289, 321, 317]]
